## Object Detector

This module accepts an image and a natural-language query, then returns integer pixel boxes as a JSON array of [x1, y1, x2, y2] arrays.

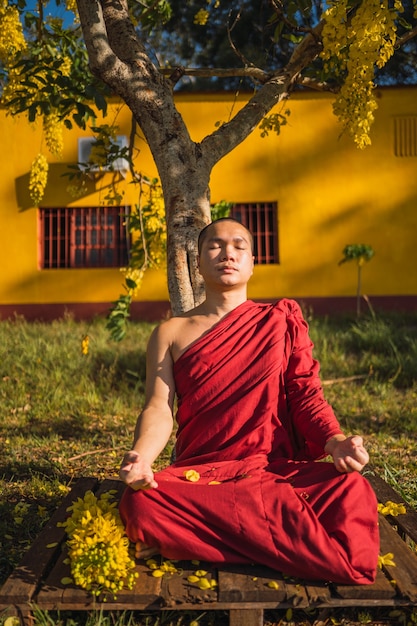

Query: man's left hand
[[325, 435, 369, 473]]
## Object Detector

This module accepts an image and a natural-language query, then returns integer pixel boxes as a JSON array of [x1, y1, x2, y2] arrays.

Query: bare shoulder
[[149, 307, 207, 363], [147, 313, 191, 347]]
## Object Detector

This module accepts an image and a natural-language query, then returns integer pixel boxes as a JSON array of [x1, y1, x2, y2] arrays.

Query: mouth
[[218, 265, 237, 272]]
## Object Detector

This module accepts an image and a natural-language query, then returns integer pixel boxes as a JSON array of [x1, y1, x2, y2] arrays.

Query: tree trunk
[[76, 0, 323, 314]]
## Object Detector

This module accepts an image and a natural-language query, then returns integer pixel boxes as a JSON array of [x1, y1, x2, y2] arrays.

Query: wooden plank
[[334, 567, 396, 600], [366, 472, 417, 544], [0, 477, 98, 607], [36, 552, 163, 610], [218, 565, 286, 603], [304, 582, 332, 604], [160, 561, 218, 608], [283, 580, 309, 608], [229, 608, 264, 626], [378, 514, 417, 602], [95, 477, 126, 499], [5, 473, 417, 620]]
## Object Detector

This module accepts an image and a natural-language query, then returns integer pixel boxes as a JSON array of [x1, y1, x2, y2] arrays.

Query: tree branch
[[159, 66, 271, 82], [199, 21, 325, 169], [396, 24, 417, 48]]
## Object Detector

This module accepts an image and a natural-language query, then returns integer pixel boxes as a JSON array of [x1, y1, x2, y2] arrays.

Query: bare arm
[[119, 323, 175, 490]]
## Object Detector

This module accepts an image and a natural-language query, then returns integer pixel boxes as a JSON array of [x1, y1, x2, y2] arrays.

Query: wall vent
[[393, 116, 417, 157], [78, 135, 129, 173]]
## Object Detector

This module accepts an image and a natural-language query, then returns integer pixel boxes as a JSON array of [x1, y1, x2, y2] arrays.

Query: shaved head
[[198, 218, 254, 254]]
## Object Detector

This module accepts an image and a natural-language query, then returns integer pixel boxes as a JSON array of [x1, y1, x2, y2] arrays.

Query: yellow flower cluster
[[321, 0, 402, 148], [378, 500, 407, 517], [58, 490, 138, 598], [29, 154, 49, 207], [0, 1, 27, 64], [147, 193, 166, 266], [65, 0, 79, 20], [60, 55, 72, 78], [378, 552, 396, 568], [44, 110, 64, 157], [81, 335, 89, 356], [194, 9, 209, 25], [123, 267, 145, 297], [13, 501, 30, 525]]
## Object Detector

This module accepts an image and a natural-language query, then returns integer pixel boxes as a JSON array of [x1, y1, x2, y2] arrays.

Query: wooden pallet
[[1, 473, 417, 626]]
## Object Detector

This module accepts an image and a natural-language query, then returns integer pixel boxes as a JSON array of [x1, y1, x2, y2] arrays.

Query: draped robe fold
[[119, 299, 379, 584]]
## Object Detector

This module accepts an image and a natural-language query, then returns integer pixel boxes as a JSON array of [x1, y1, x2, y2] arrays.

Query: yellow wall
[[0, 87, 416, 309]]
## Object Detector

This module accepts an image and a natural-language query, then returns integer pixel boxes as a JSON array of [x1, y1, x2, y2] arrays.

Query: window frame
[[38, 206, 130, 269], [230, 201, 279, 264]]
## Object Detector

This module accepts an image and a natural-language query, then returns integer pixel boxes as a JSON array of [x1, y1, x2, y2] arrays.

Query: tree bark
[[76, 0, 323, 314]]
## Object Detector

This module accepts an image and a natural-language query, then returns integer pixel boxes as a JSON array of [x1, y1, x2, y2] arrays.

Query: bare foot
[[135, 541, 160, 560]]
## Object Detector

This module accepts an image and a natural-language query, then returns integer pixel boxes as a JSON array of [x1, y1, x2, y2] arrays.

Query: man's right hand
[[119, 450, 159, 490]]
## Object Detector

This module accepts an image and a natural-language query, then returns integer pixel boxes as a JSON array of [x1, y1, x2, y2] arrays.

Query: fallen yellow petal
[[378, 552, 396, 568], [267, 580, 280, 589], [151, 569, 165, 577], [61, 577, 73, 585], [187, 575, 200, 583], [197, 577, 212, 589], [183, 469, 200, 482]]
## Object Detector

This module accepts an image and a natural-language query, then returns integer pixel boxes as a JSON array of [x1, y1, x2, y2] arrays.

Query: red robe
[[120, 299, 379, 584]]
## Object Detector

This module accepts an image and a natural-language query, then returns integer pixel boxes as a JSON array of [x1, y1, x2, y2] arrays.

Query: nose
[[221, 245, 235, 261]]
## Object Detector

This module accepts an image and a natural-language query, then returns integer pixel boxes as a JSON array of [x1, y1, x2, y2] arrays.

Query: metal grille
[[231, 202, 279, 264], [393, 116, 417, 157], [39, 207, 130, 269]]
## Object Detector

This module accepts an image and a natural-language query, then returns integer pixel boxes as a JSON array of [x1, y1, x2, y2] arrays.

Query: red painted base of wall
[[0, 296, 416, 323]]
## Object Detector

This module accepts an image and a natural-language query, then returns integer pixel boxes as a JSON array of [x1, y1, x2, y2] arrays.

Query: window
[[39, 206, 130, 269], [230, 202, 279, 264]]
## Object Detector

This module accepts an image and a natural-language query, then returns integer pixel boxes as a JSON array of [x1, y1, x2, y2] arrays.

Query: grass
[[0, 308, 417, 625]]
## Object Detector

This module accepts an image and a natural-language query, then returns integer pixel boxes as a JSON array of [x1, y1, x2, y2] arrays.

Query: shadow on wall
[[15, 163, 104, 211]]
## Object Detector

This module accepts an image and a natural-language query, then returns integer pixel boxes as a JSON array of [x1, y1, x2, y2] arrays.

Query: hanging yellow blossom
[[378, 500, 407, 517], [58, 490, 138, 598], [321, 0, 403, 148], [44, 111, 64, 157], [123, 267, 145, 297], [0, 2, 27, 64], [29, 154, 49, 206]]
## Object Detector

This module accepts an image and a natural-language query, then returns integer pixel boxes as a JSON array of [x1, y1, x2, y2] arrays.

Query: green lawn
[[0, 309, 416, 625]]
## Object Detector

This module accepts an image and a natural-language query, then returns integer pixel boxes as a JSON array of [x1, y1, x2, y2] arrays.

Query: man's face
[[198, 221, 254, 288]]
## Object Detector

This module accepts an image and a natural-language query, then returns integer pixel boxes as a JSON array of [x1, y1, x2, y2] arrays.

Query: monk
[[119, 218, 379, 584]]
